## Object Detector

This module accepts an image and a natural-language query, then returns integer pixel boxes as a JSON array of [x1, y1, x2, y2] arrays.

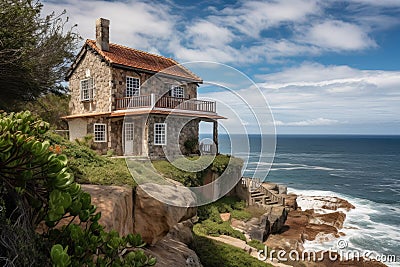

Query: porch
[[115, 94, 216, 113]]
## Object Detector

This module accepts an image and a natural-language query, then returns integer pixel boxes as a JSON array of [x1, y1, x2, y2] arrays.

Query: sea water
[[203, 134, 400, 266]]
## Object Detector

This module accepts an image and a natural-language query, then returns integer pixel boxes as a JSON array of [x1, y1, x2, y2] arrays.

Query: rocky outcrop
[[143, 237, 202, 267], [231, 206, 288, 242], [144, 219, 202, 267], [133, 183, 197, 245], [265, 197, 351, 253], [81, 184, 134, 236], [296, 195, 355, 212], [80, 184, 197, 246], [265, 205, 289, 234]]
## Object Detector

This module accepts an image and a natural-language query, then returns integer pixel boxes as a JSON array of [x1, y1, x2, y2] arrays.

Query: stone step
[[250, 192, 265, 197]]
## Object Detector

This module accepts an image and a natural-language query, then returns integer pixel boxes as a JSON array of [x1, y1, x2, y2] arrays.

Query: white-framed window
[[154, 123, 166, 145], [126, 76, 140, 97], [80, 77, 94, 101], [171, 86, 184, 98], [94, 123, 107, 142]]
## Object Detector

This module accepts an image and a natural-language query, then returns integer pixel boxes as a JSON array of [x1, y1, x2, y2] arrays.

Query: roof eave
[[111, 63, 203, 84]]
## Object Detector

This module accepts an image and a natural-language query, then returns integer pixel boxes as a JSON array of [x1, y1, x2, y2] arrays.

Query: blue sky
[[44, 0, 400, 134]]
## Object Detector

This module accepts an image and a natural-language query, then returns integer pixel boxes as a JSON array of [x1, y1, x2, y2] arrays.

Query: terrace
[[115, 94, 216, 113]]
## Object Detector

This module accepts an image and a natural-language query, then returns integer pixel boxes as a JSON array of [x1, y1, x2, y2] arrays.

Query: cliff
[[81, 184, 201, 267]]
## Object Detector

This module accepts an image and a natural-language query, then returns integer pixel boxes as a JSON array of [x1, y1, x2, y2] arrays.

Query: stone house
[[63, 18, 223, 158]]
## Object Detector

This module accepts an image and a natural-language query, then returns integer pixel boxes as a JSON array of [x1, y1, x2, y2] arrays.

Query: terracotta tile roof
[[85, 40, 202, 82]]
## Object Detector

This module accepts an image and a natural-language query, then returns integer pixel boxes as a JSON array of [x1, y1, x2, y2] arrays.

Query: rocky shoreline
[[261, 183, 387, 267]]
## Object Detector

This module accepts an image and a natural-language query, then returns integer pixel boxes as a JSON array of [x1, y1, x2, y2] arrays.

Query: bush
[[0, 111, 154, 266], [197, 196, 246, 221], [191, 234, 272, 267], [194, 220, 246, 241], [231, 209, 252, 221], [45, 132, 134, 187]]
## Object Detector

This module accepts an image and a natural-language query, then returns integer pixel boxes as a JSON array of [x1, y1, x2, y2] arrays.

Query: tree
[[0, 0, 80, 110]]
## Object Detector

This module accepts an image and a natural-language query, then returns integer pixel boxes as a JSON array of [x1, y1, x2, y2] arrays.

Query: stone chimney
[[96, 18, 110, 51]]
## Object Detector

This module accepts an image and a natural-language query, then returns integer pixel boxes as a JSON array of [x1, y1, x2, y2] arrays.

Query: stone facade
[[68, 51, 112, 114], [147, 114, 199, 158]]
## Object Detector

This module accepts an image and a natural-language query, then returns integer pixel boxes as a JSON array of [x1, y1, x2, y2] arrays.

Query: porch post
[[150, 93, 155, 108], [213, 120, 218, 154]]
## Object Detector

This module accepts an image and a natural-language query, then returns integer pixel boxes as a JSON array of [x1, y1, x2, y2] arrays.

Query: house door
[[124, 122, 134, 155]]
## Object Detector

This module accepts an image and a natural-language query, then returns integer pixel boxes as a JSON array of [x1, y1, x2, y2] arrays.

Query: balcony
[[115, 94, 216, 113]]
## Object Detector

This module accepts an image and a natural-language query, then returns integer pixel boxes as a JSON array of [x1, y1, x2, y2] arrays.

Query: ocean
[[204, 134, 400, 266]]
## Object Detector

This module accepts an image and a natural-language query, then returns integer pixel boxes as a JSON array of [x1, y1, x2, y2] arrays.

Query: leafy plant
[[0, 111, 155, 266], [183, 138, 198, 154]]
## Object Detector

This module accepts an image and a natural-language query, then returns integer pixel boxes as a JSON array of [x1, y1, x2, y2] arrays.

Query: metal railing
[[115, 94, 216, 113]]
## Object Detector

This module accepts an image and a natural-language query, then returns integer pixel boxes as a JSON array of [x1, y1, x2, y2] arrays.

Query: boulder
[[278, 184, 287, 195], [246, 217, 271, 242], [264, 206, 289, 234], [284, 193, 298, 210], [220, 212, 231, 222], [81, 184, 134, 236], [133, 184, 197, 245], [167, 219, 194, 245], [309, 211, 346, 229], [143, 236, 202, 267]]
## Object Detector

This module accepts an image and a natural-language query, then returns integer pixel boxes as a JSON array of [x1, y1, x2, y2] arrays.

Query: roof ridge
[[84, 39, 202, 82]]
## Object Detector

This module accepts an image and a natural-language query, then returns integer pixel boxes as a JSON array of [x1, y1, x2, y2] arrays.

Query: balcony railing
[[115, 94, 216, 113]]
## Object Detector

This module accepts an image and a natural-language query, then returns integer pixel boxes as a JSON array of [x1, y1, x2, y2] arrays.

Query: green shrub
[[0, 111, 154, 266], [183, 138, 198, 154], [231, 209, 252, 221], [194, 220, 246, 241], [197, 196, 246, 222], [247, 239, 266, 252], [191, 234, 272, 267]]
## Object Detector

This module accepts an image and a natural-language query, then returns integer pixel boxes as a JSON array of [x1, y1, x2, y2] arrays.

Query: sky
[[43, 0, 400, 135]]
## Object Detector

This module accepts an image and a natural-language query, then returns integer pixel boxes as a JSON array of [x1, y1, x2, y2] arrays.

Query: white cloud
[[186, 20, 234, 48], [214, 0, 321, 38], [300, 20, 376, 51], [43, 0, 176, 52]]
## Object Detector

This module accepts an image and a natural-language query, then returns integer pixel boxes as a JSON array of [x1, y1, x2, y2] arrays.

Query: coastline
[[264, 185, 398, 267]]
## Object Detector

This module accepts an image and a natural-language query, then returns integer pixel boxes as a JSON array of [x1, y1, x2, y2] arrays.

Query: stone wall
[[147, 114, 199, 158], [111, 67, 199, 110], [86, 116, 110, 154], [110, 116, 148, 156], [69, 51, 112, 115]]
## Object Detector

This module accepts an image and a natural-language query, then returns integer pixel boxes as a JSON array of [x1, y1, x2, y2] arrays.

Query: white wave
[[289, 187, 400, 266], [271, 165, 342, 171]]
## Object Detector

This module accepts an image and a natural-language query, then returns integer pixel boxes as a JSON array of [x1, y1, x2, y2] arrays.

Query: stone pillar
[[96, 18, 110, 51], [213, 120, 218, 154]]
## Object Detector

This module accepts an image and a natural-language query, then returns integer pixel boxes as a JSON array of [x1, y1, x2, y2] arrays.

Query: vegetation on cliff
[[0, 0, 80, 111], [0, 111, 154, 266]]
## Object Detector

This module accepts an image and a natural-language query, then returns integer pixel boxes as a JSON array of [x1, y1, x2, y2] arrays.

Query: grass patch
[[193, 220, 246, 241], [247, 240, 266, 252], [80, 158, 135, 187], [231, 209, 252, 221], [152, 154, 243, 187], [197, 196, 246, 221], [244, 205, 267, 219], [44, 132, 135, 187], [191, 234, 273, 267]]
